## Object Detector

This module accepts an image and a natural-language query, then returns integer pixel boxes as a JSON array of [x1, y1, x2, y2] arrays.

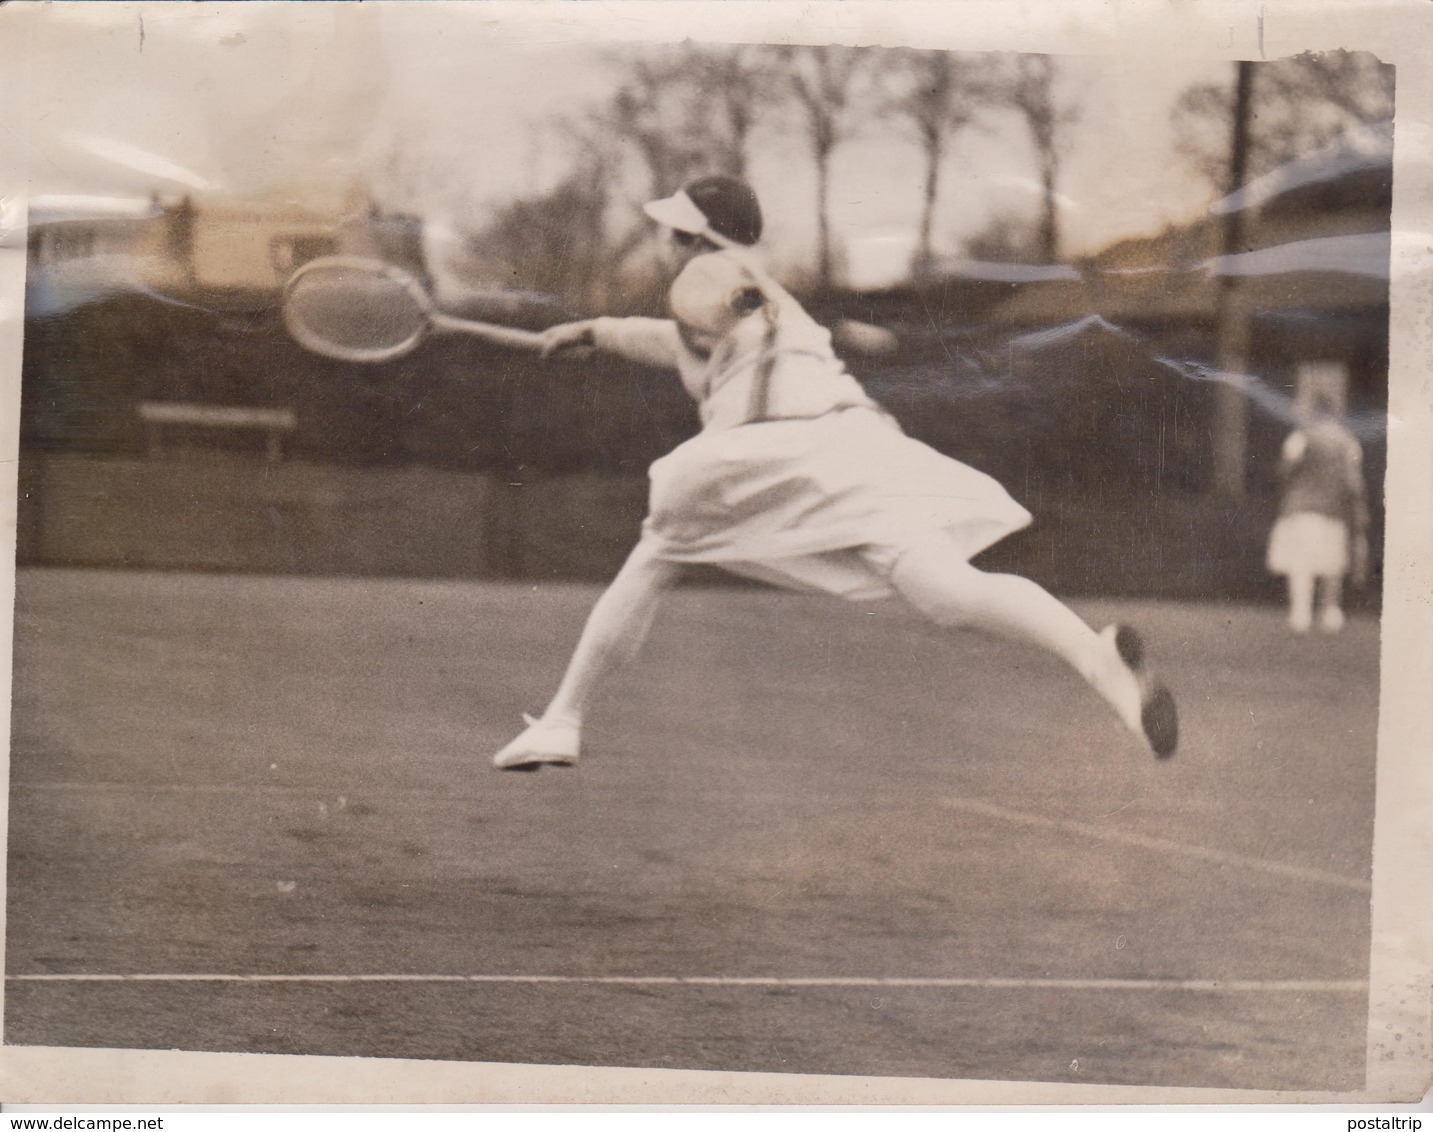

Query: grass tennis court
[[5, 568, 1379, 1090]]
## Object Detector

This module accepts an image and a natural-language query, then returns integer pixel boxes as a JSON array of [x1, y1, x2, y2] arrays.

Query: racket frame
[[282, 255, 543, 363]]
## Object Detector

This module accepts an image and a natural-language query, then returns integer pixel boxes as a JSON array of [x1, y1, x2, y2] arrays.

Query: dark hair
[[684, 175, 763, 246], [731, 287, 765, 315]]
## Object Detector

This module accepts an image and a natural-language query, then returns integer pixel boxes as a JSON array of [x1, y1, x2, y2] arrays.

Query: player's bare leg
[[1286, 570, 1316, 633], [494, 540, 684, 770], [1317, 574, 1346, 633], [886, 537, 1178, 757]]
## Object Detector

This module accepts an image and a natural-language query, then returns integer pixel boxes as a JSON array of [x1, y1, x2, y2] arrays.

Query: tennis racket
[[281, 256, 544, 363]]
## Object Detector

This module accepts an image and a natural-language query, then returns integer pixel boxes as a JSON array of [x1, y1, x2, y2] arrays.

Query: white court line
[[939, 796, 1371, 894], [11, 781, 438, 798], [6, 974, 1367, 991]]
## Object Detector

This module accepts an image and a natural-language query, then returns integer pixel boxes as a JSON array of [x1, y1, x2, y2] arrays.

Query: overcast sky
[[14, 3, 1235, 288]]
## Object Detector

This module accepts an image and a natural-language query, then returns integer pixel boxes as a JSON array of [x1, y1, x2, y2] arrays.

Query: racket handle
[[429, 312, 546, 351]]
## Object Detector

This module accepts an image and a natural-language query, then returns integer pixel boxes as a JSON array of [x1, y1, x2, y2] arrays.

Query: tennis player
[[494, 176, 1178, 769], [1267, 390, 1370, 633]]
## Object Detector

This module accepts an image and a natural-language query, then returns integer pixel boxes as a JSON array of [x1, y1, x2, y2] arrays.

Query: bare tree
[[467, 156, 616, 312], [769, 44, 875, 290], [566, 46, 779, 280], [877, 48, 998, 278], [677, 43, 780, 180], [467, 43, 874, 307], [539, 54, 714, 298], [586, 43, 782, 201], [963, 209, 1042, 264], [606, 53, 715, 196], [1173, 50, 1394, 187], [1006, 54, 1079, 265]]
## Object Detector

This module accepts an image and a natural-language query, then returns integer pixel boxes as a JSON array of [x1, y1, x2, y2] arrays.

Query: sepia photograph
[[0, 0, 1429, 1108]]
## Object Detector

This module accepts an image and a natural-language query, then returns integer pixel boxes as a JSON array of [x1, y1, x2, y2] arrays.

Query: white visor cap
[[642, 190, 713, 236]]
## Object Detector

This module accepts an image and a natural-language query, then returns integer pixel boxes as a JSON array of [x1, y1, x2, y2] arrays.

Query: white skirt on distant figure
[[640, 406, 1033, 600], [1267, 511, 1349, 577]]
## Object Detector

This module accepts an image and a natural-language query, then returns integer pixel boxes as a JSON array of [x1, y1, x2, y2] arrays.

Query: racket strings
[[285, 267, 428, 359]]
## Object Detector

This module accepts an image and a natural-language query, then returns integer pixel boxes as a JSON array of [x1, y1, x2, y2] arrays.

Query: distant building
[[986, 126, 1391, 424], [180, 184, 424, 292], [25, 184, 426, 313], [26, 195, 166, 265]]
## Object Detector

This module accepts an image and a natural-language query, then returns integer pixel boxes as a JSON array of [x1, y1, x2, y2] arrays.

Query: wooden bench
[[138, 402, 298, 464]]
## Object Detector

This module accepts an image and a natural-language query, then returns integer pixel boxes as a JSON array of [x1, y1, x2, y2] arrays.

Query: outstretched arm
[[540, 316, 683, 371], [539, 320, 599, 359], [1277, 430, 1308, 479]]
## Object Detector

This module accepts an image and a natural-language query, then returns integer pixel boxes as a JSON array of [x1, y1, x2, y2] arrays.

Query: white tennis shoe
[[1100, 625, 1179, 759], [493, 714, 580, 772]]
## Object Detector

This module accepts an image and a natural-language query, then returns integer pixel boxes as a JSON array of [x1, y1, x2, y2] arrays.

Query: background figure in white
[[1266, 392, 1371, 633]]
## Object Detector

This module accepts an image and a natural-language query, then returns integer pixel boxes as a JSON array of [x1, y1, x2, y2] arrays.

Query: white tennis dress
[[589, 288, 1031, 600], [1266, 422, 1364, 578]]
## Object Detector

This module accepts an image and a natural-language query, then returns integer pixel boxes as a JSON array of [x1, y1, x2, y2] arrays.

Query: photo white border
[[0, 0, 1428, 1107]]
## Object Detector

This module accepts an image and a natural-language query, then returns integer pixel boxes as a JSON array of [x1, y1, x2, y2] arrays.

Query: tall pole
[[1212, 61, 1255, 500], [915, 128, 941, 280], [1039, 152, 1060, 264], [815, 143, 833, 291]]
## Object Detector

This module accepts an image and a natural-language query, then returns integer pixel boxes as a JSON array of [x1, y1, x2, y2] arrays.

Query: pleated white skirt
[[641, 407, 1032, 599]]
